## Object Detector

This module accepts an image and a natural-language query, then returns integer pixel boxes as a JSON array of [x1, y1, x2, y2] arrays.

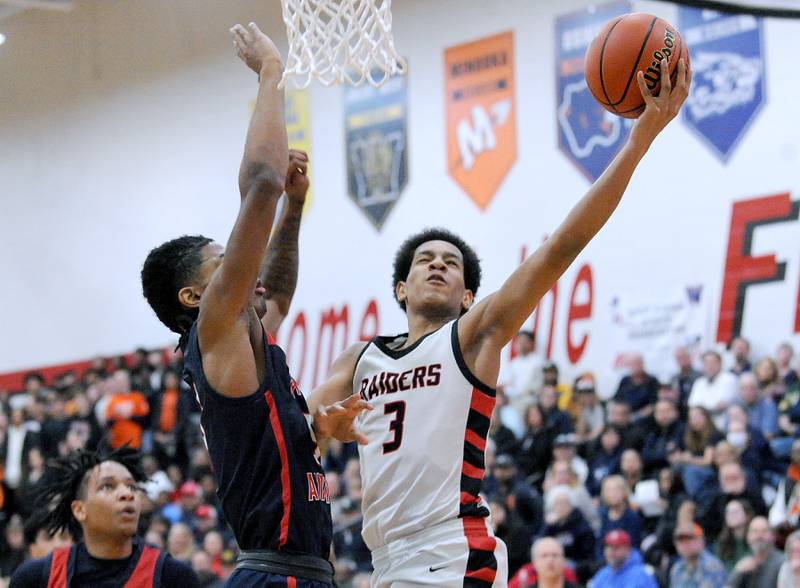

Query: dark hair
[[141, 235, 212, 336], [391, 228, 481, 313], [23, 510, 52, 547], [717, 499, 754, 561], [36, 444, 147, 539]]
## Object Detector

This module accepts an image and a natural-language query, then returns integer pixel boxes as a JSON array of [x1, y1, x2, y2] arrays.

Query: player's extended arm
[[461, 59, 692, 352], [259, 150, 309, 335], [309, 343, 372, 444], [199, 23, 288, 344]]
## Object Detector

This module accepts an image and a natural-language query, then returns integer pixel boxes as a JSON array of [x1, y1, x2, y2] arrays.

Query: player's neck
[[82, 531, 134, 560], [405, 312, 451, 347]]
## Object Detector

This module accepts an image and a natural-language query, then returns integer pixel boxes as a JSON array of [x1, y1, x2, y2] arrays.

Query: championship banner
[[678, 7, 766, 162], [285, 89, 313, 213], [344, 73, 409, 230], [445, 31, 516, 211], [556, 1, 631, 182], [609, 285, 709, 385]]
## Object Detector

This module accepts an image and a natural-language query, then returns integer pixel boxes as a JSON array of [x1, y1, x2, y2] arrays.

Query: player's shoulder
[[9, 555, 50, 588], [159, 552, 200, 587]]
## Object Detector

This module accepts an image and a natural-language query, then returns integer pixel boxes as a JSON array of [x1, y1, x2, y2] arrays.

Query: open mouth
[[254, 279, 267, 297], [119, 506, 137, 518], [427, 274, 447, 285]]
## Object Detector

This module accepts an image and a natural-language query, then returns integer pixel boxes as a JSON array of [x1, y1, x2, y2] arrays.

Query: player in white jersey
[[310, 59, 691, 587]]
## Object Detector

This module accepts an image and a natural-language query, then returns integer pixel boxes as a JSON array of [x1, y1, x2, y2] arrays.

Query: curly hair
[[391, 228, 481, 313], [36, 444, 147, 539], [141, 235, 212, 335]]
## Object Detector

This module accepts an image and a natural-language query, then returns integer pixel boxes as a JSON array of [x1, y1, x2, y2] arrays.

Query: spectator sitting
[[543, 461, 598, 532], [778, 529, 800, 588], [699, 462, 767, 539], [587, 426, 623, 497], [105, 369, 150, 450], [689, 350, 738, 429], [642, 399, 684, 475], [620, 449, 645, 492], [649, 468, 690, 562], [671, 345, 702, 412], [22, 510, 72, 560], [490, 498, 536, 580], [729, 337, 753, 376], [539, 387, 573, 437], [724, 404, 783, 487], [539, 485, 596, 576], [572, 374, 604, 447], [726, 516, 783, 588], [755, 356, 785, 401], [550, 434, 587, 486], [670, 521, 728, 588], [497, 331, 544, 437], [167, 522, 195, 564], [715, 499, 754, 572], [542, 362, 573, 413], [769, 438, 800, 533], [673, 406, 721, 501], [509, 536, 579, 588], [492, 454, 544, 535], [597, 475, 642, 557], [590, 529, 657, 588], [489, 403, 519, 459], [614, 354, 660, 421], [516, 404, 554, 486], [606, 400, 648, 450], [776, 342, 799, 388], [737, 372, 779, 441]]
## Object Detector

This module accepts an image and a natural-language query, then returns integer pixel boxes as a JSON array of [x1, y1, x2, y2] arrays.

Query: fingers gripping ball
[[584, 13, 690, 118]]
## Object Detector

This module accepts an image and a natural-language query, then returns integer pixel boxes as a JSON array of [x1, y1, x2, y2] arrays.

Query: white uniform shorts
[[370, 517, 508, 587]]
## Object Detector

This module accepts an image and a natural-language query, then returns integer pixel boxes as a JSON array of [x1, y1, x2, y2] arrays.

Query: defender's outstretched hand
[[230, 22, 283, 74], [285, 149, 309, 206], [631, 57, 692, 145], [314, 393, 373, 445]]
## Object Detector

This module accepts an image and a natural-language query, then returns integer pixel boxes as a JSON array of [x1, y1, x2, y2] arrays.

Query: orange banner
[[445, 31, 517, 210]]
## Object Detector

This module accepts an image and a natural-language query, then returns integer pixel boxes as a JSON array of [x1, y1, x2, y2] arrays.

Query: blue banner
[[344, 73, 409, 230], [556, 1, 631, 182], [678, 8, 766, 162]]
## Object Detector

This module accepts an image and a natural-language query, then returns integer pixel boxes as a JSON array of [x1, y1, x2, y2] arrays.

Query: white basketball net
[[280, 0, 407, 88]]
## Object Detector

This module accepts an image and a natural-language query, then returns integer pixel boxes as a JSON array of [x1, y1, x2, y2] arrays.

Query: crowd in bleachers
[[0, 334, 799, 587]]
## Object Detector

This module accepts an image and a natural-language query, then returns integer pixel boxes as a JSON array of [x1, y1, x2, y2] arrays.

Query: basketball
[[584, 13, 689, 118]]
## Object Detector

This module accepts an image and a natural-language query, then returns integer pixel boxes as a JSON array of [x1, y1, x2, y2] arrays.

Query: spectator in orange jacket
[[105, 370, 149, 449]]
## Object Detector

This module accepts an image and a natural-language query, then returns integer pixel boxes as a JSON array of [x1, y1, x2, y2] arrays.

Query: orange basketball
[[584, 13, 689, 119]]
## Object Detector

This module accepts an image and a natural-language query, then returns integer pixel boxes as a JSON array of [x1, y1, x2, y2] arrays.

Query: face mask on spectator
[[727, 431, 747, 448]]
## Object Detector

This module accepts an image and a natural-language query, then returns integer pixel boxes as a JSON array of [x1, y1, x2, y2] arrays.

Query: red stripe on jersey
[[465, 429, 486, 452], [266, 330, 277, 345], [265, 390, 291, 548], [460, 491, 479, 505], [125, 546, 161, 588], [462, 461, 484, 479], [466, 567, 498, 582], [47, 547, 70, 588], [462, 517, 497, 584], [287, 577, 297, 588], [469, 387, 495, 419]]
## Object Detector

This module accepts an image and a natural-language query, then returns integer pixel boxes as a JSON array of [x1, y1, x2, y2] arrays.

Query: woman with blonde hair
[[597, 475, 642, 556]]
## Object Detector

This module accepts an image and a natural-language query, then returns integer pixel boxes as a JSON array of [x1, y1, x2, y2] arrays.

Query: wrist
[[259, 59, 284, 79]]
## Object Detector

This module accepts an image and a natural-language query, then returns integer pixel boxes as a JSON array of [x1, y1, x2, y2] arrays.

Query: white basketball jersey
[[354, 319, 496, 550]]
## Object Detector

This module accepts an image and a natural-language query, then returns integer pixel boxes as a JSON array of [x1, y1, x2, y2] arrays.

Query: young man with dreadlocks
[[310, 59, 692, 586], [9, 446, 198, 587], [140, 23, 367, 588]]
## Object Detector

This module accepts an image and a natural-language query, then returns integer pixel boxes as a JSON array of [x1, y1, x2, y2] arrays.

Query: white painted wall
[[2, 0, 800, 397]]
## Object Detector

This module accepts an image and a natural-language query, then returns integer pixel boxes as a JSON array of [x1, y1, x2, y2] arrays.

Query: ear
[[71, 499, 86, 525], [178, 285, 203, 309], [395, 281, 407, 307], [461, 289, 475, 312]]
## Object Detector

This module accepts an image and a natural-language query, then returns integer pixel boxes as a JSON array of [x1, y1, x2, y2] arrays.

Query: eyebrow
[[415, 250, 462, 262], [97, 476, 136, 485]]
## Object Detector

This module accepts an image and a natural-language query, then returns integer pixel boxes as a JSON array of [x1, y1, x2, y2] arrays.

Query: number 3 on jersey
[[382, 401, 406, 454]]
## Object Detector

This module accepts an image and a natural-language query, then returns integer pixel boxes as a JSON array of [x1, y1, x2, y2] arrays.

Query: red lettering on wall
[[717, 193, 798, 343], [359, 299, 380, 341], [286, 312, 308, 386], [566, 264, 593, 364], [313, 305, 349, 387]]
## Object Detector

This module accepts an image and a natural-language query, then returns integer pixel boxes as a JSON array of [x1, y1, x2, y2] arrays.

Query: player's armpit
[[308, 342, 368, 415]]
